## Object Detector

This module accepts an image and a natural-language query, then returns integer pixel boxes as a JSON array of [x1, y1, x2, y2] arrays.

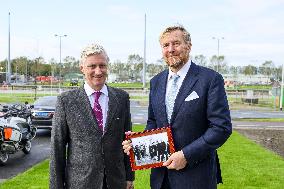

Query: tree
[[11, 56, 29, 75], [229, 66, 239, 75], [49, 58, 58, 76], [62, 56, 80, 75], [209, 55, 228, 73], [259, 60, 274, 77], [29, 57, 47, 77], [0, 60, 7, 71], [0, 59, 7, 83], [274, 65, 282, 81], [193, 55, 207, 67], [243, 65, 257, 77], [127, 54, 143, 81], [147, 59, 166, 78], [109, 60, 128, 81]]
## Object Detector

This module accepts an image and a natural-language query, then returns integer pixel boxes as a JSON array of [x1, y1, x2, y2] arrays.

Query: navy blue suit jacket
[[146, 62, 232, 189]]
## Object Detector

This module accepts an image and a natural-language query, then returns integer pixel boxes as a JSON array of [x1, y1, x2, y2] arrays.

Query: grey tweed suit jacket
[[50, 86, 134, 189]]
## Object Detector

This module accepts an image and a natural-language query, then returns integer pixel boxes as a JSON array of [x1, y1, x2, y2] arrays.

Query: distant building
[[222, 74, 271, 85]]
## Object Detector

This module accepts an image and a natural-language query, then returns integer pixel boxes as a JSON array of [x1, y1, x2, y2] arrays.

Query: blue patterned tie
[[166, 74, 180, 123]]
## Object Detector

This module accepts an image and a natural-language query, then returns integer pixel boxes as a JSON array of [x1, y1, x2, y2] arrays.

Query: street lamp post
[[26, 60, 28, 83], [212, 37, 224, 73], [142, 13, 147, 89], [54, 34, 67, 92]]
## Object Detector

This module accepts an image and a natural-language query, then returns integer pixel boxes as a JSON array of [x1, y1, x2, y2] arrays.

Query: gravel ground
[[234, 128, 284, 158]]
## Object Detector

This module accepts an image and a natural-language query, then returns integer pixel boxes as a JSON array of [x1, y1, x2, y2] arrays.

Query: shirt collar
[[168, 59, 191, 80], [84, 82, 109, 97]]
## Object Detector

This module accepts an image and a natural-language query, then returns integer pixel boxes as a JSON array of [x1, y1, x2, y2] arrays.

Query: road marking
[[136, 113, 146, 116], [133, 122, 144, 125], [132, 116, 144, 119], [266, 126, 284, 128]]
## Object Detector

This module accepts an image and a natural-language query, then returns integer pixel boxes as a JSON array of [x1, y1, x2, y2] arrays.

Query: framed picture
[[125, 127, 175, 171]]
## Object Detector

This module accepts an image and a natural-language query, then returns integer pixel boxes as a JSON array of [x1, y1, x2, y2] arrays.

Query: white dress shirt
[[165, 60, 191, 102], [84, 83, 109, 132]]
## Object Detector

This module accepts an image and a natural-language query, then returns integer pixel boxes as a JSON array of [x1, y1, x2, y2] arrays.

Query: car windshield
[[34, 96, 57, 107]]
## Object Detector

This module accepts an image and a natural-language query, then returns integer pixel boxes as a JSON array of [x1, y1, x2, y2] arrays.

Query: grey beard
[[168, 57, 185, 69]]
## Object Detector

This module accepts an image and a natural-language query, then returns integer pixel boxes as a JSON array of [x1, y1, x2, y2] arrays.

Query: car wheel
[[22, 141, 32, 154], [0, 152, 9, 166]]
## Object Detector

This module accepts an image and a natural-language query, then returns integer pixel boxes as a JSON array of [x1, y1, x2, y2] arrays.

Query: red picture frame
[[125, 127, 175, 171]]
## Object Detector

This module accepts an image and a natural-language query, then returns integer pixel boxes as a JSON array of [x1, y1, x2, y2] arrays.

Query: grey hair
[[159, 24, 191, 44], [80, 43, 110, 64]]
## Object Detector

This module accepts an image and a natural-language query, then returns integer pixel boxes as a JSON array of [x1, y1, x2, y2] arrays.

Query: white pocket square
[[185, 91, 199, 101]]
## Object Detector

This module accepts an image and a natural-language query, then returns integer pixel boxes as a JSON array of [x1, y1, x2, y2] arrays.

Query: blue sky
[[0, 0, 283, 66]]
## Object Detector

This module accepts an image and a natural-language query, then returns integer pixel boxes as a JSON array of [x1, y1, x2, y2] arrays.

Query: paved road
[[233, 121, 284, 130], [0, 129, 51, 183], [130, 101, 284, 125], [231, 110, 284, 119]]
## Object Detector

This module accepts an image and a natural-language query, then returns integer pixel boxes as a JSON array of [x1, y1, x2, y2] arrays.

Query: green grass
[[0, 93, 56, 104], [130, 96, 149, 100], [0, 159, 49, 189], [107, 82, 150, 88], [0, 93, 147, 103], [227, 85, 272, 90], [218, 132, 284, 189], [0, 93, 42, 104], [1, 126, 284, 189]]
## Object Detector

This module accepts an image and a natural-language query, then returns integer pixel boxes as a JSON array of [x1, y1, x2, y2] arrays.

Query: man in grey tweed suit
[[50, 43, 135, 189]]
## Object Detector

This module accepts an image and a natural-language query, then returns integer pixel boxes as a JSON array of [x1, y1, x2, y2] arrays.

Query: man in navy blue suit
[[123, 25, 232, 189]]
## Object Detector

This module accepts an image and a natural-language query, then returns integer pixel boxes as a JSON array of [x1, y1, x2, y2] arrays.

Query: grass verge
[[233, 118, 284, 122], [0, 93, 52, 104], [0, 126, 283, 189], [0, 159, 49, 189], [107, 82, 150, 88]]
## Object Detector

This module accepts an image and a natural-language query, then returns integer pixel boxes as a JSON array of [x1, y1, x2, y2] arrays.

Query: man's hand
[[122, 131, 135, 155], [126, 181, 134, 189], [122, 140, 132, 155], [162, 150, 187, 170]]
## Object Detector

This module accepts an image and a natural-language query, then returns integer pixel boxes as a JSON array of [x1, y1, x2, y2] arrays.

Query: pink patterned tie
[[93, 91, 103, 131]]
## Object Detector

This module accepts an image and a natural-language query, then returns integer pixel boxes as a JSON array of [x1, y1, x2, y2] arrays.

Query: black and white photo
[[126, 127, 175, 170]]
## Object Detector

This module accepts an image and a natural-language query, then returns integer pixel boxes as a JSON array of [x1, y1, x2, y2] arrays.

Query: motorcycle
[[0, 103, 37, 165]]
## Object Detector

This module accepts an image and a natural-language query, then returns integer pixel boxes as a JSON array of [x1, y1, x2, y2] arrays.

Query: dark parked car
[[69, 79, 79, 86], [31, 96, 57, 129]]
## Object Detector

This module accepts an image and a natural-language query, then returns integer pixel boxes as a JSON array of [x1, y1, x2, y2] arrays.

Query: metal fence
[[1, 85, 281, 109]]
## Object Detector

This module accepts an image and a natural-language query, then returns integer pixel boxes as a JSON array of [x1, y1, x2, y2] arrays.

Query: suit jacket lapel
[[155, 70, 169, 126], [105, 86, 118, 133], [78, 87, 102, 133], [171, 62, 199, 123]]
